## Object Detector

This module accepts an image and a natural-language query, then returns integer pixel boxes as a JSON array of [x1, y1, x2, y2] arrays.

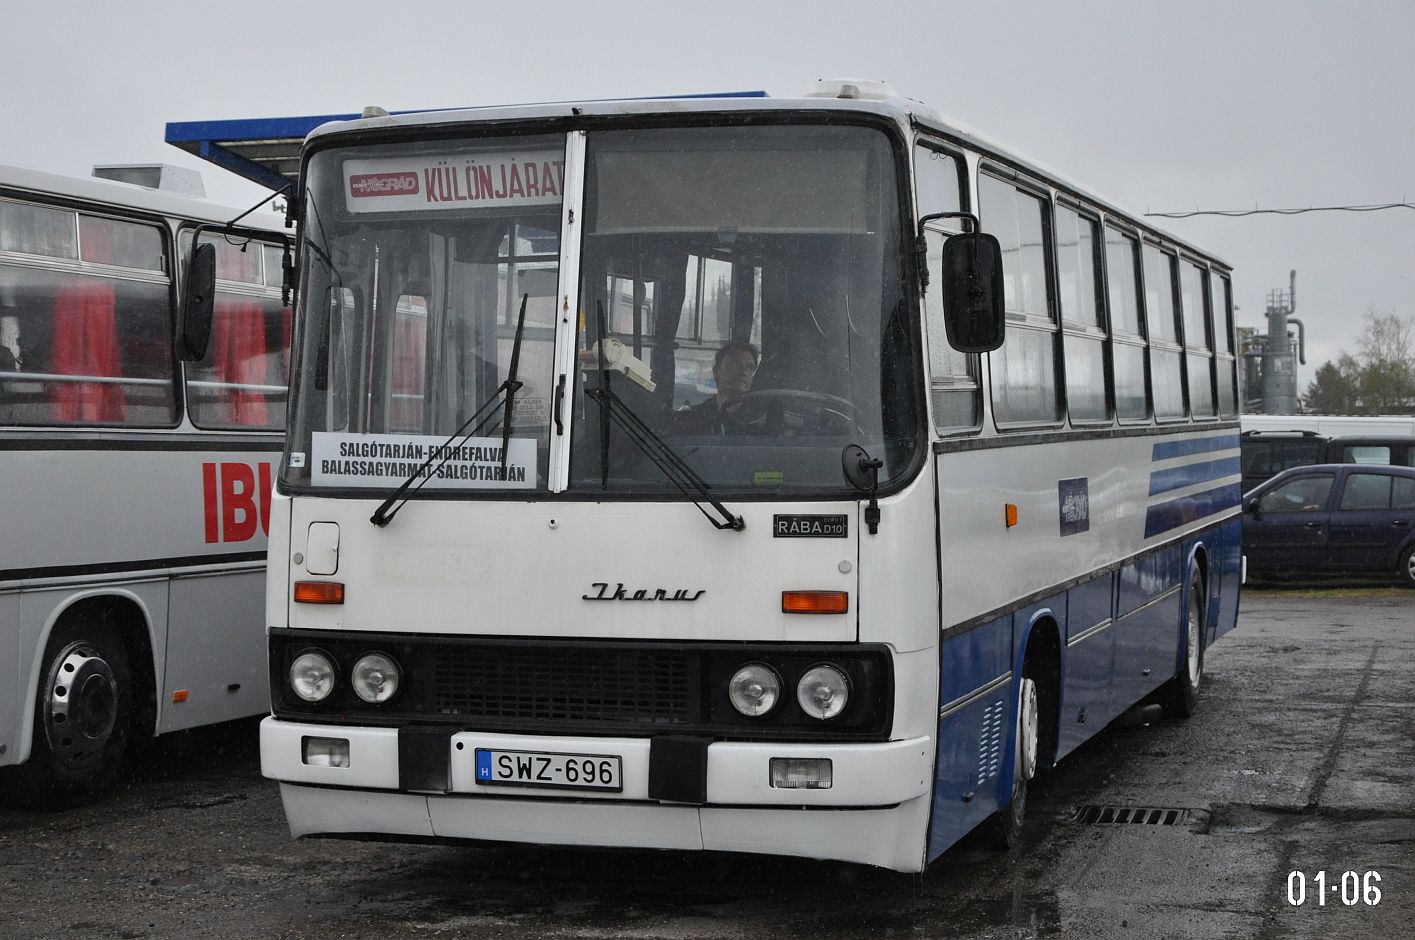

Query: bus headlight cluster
[[290, 651, 337, 703], [797, 665, 850, 720], [288, 650, 402, 705], [351, 652, 401, 703], [727, 661, 850, 721], [728, 663, 781, 717]]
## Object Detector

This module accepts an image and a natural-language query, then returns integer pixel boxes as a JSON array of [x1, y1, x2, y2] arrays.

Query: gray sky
[[4, 0, 1411, 392]]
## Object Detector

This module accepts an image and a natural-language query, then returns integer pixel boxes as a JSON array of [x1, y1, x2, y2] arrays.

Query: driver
[[673, 339, 759, 435]]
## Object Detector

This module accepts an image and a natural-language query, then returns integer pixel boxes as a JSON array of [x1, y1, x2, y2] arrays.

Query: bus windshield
[[286, 123, 916, 497]]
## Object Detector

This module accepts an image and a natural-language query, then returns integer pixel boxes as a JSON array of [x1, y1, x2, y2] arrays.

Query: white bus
[[246, 81, 1242, 872], [0, 163, 291, 806], [1241, 414, 1415, 437]]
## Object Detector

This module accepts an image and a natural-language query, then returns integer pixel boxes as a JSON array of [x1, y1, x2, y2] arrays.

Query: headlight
[[351, 652, 401, 704], [728, 663, 781, 717], [797, 664, 850, 720], [290, 651, 336, 703]]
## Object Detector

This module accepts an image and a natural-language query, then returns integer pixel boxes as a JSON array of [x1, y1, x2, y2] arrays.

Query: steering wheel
[[718, 388, 859, 436]]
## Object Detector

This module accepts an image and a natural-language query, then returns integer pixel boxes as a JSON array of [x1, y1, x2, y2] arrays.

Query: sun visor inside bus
[[590, 150, 874, 235]]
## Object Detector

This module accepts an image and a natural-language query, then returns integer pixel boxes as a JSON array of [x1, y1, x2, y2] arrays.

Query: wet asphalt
[[1, 584, 1411, 939]]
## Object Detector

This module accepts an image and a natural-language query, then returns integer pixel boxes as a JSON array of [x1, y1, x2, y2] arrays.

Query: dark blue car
[[1243, 463, 1415, 586]]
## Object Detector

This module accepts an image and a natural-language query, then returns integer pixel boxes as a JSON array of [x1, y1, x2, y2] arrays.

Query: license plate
[[474, 748, 623, 792]]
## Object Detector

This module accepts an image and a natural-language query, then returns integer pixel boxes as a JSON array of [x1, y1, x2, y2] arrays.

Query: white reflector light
[[302, 736, 350, 768], [770, 757, 832, 789]]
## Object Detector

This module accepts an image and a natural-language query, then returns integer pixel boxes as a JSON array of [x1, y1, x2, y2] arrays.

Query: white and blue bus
[[0, 163, 291, 806], [246, 81, 1241, 872]]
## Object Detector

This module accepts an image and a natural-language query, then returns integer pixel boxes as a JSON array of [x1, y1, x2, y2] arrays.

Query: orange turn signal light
[[782, 591, 849, 615], [171, 689, 189, 703], [1004, 503, 1019, 528], [294, 581, 345, 604]]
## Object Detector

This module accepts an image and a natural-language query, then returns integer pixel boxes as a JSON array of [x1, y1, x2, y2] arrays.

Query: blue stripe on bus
[[1151, 434, 1240, 462], [1148, 456, 1242, 496], [1144, 482, 1242, 538]]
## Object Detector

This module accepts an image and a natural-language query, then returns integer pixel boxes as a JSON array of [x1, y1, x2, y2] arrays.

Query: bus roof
[[165, 84, 1228, 269], [0, 160, 283, 230]]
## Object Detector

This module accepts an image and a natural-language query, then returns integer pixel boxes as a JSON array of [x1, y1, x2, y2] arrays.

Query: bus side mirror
[[939, 232, 1005, 353], [179, 241, 217, 362]]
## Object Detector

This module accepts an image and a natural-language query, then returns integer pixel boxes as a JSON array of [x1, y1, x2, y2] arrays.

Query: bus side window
[[980, 171, 1061, 426], [1104, 225, 1147, 422], [0, 203, 175, 427], [914, 142, 978, 432], [184, 232, 291, 431]]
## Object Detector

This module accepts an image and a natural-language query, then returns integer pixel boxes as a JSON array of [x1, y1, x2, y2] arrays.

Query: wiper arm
[[596, 302, 612, 487], [368, 390, 509, 527], [582, 385, 747, 532], [499, 293, 529, 474], [585, 384, 744, 531], [587, 302, 740, 531], [372, 294, 531, 527]]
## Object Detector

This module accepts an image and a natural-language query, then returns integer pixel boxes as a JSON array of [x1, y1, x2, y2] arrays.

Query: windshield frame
[[279, 109, 926, 503]]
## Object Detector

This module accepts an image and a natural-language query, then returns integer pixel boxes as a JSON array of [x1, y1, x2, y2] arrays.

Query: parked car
[[1240, 430, 1328, 491], [1242, 463, 1415, 586], [1240, 430, 1415, 491]]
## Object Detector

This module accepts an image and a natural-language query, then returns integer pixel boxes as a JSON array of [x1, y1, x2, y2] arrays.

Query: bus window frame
[[1179, 255, 1218, 422], [0, 191, 183, 429], [978, 163, 1065, 433], [1141, 238, 1188, 424], [914, 136, 982, 437], [176, 222, 293, 433], [1053, 196, 1113, 428], [1100, 221, 1152, 426]]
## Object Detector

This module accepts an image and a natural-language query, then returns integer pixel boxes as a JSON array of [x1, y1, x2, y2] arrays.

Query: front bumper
[[261, 717, 935, 870]]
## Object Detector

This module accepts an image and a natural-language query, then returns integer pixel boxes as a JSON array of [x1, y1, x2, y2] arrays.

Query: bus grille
[[433, 645, 692, 726]]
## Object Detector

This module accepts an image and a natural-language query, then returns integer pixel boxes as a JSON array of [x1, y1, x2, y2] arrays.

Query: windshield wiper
[[499, 293, 529, 474], [586, 301, 743, 532], [370, 293, 530, 527]]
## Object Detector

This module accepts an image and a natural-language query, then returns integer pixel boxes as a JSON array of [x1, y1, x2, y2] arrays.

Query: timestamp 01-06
[[1287, 870, 1382, 907]]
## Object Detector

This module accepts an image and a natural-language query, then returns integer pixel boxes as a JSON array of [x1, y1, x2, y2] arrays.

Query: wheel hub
[[1019, 677, 1039, 782], [1187, 594, 1203, 688], [43, 642, 118, 770]]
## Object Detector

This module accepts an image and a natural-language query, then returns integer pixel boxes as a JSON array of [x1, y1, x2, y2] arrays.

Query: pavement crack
[[1301, 642, 1380, 812]]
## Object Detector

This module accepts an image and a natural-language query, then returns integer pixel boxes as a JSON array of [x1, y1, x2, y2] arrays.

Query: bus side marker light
[[1005, 503, 1019, 528], [302, 736, 350, 768], [171, 690, 189, 703], [294, 581, 345, 604], [770, 757, 832, 789], [782, 591, 848, 614]]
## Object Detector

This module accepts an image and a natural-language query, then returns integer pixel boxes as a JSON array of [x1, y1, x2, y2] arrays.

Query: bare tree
[[1303, 308, 1415, 414], [1356, 308, 1415, 412]]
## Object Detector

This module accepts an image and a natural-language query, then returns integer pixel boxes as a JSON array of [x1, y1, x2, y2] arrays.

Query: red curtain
[[211, 300, 268, 425], [52, 281, 125, 422], [392, 311, 426, 430]]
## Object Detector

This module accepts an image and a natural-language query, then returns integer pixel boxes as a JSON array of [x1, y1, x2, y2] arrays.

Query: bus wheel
[[983, 674, 1038, 850], [1162, 563, 1205, 719], [12, 618, 133, 808]]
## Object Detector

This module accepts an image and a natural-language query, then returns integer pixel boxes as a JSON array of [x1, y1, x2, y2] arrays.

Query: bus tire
[[1397, 543, 1415, 588], [9, 616, 133, 808], [983, 674, 1038, 850], [1162, 562, 1205, 719]]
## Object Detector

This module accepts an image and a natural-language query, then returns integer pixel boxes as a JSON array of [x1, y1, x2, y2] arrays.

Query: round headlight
[[728, 663, 781, 717], [351, 652, 402, 704], [290, 651, 336, 703], [797, 664, 850, 720]]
